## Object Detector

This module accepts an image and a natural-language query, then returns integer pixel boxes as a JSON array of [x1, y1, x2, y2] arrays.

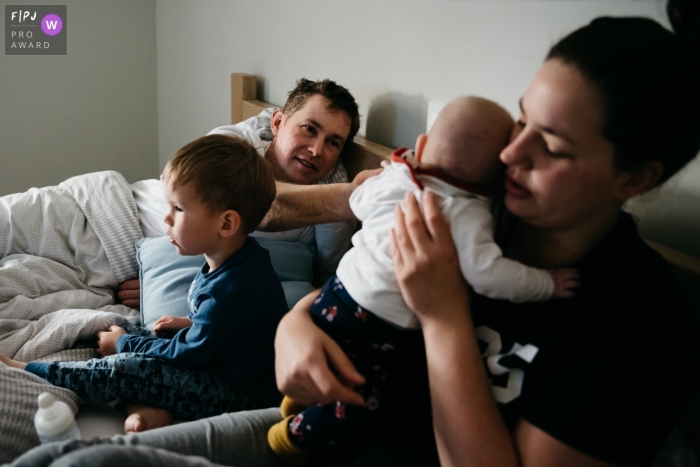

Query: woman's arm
[[391, 191, 618, 467], [391, 191, 518, 467], [274, 290, 365, 406]]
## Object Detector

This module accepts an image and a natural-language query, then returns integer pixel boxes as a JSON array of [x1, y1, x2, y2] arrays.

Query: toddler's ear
[[415, 134, 428, 163], [220, 210, 242, 237]]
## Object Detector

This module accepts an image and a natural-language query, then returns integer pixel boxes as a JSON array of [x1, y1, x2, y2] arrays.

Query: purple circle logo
[[41, 14, 63, 36]]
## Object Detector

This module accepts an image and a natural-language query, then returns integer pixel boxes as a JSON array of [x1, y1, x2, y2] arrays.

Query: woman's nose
[[500, 126, 531, 168]]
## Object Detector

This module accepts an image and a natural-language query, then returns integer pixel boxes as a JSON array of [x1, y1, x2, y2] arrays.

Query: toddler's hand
[[548, 268, 580, 299], [96, 325, 126, 357], [153, 315, 192, 335]]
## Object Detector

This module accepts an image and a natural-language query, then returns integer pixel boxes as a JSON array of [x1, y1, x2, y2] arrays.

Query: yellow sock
[[280, 396, 307, 418], [267, 414, 311, 466]]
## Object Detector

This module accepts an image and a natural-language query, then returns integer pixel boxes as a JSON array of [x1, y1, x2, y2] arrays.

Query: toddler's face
[[162, 180, 220, 256]]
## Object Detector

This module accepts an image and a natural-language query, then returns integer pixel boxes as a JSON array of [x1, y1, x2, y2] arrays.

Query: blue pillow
[[136, 237, 203, 329], [136, 236, 316, 329], [256, 238, 316, 284]]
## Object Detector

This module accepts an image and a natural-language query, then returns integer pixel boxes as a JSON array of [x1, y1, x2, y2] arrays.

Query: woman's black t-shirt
[[472, 211, 697, 466]]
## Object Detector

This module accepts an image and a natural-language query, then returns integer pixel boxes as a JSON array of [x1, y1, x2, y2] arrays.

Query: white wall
[[0, 0, 158, 195], [4, 1, 697, 257], [154, 0, 700, 258]]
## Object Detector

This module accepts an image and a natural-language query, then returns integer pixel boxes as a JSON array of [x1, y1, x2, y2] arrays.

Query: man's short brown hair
[[163, 134, 276, 234], [283, 78, 360, 142]]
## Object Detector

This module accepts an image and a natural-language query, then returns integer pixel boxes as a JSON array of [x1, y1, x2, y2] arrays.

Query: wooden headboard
[[230, 72, 700, 302]]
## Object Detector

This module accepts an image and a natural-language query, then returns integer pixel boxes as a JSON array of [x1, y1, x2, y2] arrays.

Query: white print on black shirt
[[476, 326, 539, 404]]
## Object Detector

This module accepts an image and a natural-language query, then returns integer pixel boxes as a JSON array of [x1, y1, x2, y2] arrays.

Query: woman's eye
[[174, 205, 183, 212], [542, 142, 570, 159], [303, 125, 316, 135]]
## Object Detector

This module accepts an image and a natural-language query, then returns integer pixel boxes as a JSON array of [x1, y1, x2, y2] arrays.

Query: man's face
[[268, 94, 352, 185]]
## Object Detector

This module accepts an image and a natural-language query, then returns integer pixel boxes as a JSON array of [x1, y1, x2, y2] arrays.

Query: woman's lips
[[505, 176, 531, 199]]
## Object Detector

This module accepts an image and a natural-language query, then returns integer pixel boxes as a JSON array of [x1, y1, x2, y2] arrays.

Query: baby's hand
[[152, 315, 192, 335], [548, 268, 580, 299]]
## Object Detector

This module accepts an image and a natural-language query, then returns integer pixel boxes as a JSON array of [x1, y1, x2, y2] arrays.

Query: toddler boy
[[1, 134, 289, 433], [268, 96, 579, 464]]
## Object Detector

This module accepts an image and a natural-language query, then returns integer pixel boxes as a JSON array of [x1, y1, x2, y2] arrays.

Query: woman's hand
[[116, 279, 141, 310], [274, 291, 366, 406], [390, 191, 471, 326]]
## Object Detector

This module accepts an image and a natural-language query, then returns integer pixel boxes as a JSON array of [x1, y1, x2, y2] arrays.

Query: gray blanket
[[0, 171, 143, 462]]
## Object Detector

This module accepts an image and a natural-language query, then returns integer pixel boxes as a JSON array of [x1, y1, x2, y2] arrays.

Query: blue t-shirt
[[116, 237, 288, 408]]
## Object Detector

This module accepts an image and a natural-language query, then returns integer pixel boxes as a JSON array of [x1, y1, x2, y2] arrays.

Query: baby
[[268, 96, 579, 464], [1, 134, 289, 433]]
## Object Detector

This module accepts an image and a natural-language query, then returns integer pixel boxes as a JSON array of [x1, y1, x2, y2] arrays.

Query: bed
[[0, 72, 698, 463]]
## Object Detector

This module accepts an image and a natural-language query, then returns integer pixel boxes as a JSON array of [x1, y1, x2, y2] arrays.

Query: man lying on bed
[[118, 78, 374, 310]]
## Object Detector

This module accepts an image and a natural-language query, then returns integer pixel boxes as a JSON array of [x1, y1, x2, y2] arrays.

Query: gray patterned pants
[[41, 353, 257, 421]]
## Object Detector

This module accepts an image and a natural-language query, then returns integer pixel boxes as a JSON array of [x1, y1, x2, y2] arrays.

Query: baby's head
[[163, 134, 276, 235], [417, 96, 513, 189]]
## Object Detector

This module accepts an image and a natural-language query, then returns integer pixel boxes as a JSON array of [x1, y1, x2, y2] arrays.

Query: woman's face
[[500, 59, 629, 232]]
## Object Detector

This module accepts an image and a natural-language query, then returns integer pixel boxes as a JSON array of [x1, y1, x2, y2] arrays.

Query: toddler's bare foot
[[124, 402, 173, 434], [0, 354, 27, 370]]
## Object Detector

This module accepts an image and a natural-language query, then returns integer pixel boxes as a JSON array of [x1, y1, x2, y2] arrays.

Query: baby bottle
[[34, 392, 81, 443]]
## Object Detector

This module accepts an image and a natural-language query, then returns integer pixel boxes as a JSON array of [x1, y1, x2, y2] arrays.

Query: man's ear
[[271, 109, 285, 137], [414, 134, 428, 163], [219, 210, 242, 238], [615, 161, 664, 200]]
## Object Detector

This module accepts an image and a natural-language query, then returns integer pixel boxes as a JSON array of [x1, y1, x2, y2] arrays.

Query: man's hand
[[153, 316, 193, 336], [116, 279, 141, 310], [96, 325, 126, 357], [351, 167, 383, 190]]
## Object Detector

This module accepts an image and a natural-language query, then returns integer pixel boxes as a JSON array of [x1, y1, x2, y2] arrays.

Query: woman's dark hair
[[547, 0, 700, 185]]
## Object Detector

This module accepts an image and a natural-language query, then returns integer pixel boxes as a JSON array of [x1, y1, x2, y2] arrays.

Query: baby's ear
[[219, 210, 242, 237], [415, 134, 428, 163]]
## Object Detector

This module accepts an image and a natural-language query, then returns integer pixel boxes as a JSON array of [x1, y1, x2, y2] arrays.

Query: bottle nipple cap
[[38, 392, 55, 409]]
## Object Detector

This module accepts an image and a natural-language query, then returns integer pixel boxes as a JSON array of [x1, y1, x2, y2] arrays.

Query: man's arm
[[258, 168, 382, 232], [258, 182, 355, 232]]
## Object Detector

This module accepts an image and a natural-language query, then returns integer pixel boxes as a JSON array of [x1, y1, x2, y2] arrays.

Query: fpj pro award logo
[[5, 5, 67, 55]]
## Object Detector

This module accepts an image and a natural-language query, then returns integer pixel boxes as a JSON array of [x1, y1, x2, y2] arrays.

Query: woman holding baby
[[278, 2, 700, 466], [10, 0, 700, 466]]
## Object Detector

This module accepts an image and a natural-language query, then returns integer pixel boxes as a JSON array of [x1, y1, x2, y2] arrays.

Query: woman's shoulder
[[580, 212, 690, 308]]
